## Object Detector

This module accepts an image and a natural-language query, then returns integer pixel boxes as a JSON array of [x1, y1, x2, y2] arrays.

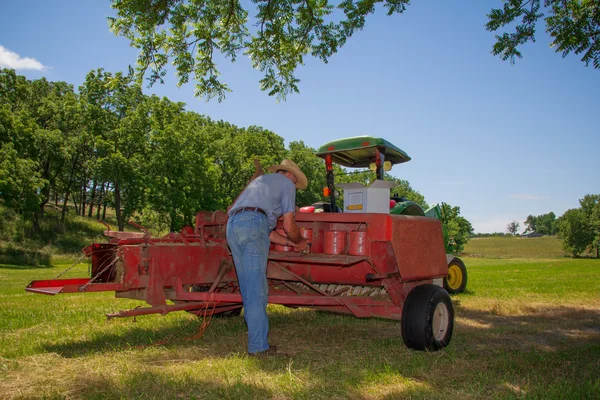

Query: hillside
[[0, 205, 158, 265]]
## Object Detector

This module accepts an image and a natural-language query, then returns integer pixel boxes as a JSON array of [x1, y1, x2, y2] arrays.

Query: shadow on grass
[[455, 304, 600, 352], [42, 321, 221, 358], [68, 369, 273, 399]]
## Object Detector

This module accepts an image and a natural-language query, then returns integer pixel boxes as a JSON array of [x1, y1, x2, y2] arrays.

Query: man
[[226, 159, 309, 356]]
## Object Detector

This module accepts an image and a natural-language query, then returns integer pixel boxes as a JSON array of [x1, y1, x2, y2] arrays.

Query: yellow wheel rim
[[447, 264, 463, 290]]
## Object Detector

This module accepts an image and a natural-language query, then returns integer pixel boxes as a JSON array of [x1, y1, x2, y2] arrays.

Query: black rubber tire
[[443, 257, 468, 294], [401, 284, 454, 351]]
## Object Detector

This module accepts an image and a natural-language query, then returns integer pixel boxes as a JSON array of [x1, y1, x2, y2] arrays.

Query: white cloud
[[509, 194, 549, 200], [0, 45, 47, 71]]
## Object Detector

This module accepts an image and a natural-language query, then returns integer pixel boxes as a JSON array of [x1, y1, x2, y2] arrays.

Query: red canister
[[301, 228, 313, 243], [324, 231, 346, 255], [348, 231, 367, 256]]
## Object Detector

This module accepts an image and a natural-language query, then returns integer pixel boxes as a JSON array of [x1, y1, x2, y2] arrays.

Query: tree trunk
[[170, 210, 177, 232], [88, 180, 97, 217], [81, 180, 87, 216], [102, 202, 107, 220], [73, 196, 79, 215], [96, 182, 105, 220], [32, 212, 40, 232], [114, 180, 124, 231], [62, 153, 80, 222], [61, 190, 70, 222]]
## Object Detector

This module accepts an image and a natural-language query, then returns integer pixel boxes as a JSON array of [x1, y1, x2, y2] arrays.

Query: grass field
[[464, 236, 566, 258], [1, 254, 599, 398]]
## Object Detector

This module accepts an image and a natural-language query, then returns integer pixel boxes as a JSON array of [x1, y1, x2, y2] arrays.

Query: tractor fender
[[389, 201, 425, 216]]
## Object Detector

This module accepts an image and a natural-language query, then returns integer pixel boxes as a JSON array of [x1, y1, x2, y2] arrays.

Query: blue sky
[[1, 0, 598, 233]]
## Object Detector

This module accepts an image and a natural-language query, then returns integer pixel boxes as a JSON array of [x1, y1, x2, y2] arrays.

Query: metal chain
[[54, 253, 88, 279], [79, 255, 118, 292]]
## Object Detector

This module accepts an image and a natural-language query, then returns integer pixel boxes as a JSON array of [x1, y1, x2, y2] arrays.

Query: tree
[[507, 221, 520, 235], [439, 203, 473, 254], [0, 143, 44, 217], [109, 0, 412, 101], [578, 194, 600, 257], [557, 194, 600, 257], [559, 208, 593, 257], [109, 0, 599, 101], [286, 141, 327, 208], [144, 97, 220, 231], [79, 69, 150, 231], [524, 212, 558, 235], [486, 0, 600, 69], [209, 124, 287, 209], [0, 69, 82, 230]]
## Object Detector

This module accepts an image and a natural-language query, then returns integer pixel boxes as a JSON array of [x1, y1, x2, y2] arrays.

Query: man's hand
[[295, 239, 310, 254]]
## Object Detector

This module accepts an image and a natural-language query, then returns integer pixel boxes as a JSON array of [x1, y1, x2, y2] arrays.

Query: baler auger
[[26, 136, 455, 351]]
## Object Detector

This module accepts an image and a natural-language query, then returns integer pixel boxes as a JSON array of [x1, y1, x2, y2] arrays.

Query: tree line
[[502, 195, 600, 257], [0, 68, 437, 234]]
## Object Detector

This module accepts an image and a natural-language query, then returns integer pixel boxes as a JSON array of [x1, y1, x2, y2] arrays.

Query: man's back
[[229, 173, 296, 229]]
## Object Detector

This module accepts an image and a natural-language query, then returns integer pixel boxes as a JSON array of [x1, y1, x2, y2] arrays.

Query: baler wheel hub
[[432, 302, 450, 341]]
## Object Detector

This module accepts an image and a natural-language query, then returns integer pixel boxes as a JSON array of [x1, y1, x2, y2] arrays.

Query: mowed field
[[464, 236, 566, 259], [1, 239, 599, 399]]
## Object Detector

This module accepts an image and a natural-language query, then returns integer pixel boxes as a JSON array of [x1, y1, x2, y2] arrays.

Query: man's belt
[[230, 207, 267, 218]]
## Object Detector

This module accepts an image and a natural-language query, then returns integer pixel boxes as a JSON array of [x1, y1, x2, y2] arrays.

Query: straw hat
[[267, 159, 308, 190]]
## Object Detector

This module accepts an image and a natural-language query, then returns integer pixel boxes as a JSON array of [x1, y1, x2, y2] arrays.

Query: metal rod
[[209, 262, 232, 292], [271, 262, 328, 296], [281, 281, 302, 294]]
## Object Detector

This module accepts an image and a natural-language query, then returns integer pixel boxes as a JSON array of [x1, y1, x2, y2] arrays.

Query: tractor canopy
[[316, 136, 410, 168]]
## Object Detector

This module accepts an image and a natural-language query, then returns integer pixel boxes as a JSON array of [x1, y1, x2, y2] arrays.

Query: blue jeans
[[226, 211, 271, 353]]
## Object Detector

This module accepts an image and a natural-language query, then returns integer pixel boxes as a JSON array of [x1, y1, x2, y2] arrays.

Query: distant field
[[1, 256, 599, 399], [464, 235, 565, 258]]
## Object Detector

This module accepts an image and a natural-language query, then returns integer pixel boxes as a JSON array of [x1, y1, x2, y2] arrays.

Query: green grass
[[1, 256, 599, 399], [464, 236, 566, 258]]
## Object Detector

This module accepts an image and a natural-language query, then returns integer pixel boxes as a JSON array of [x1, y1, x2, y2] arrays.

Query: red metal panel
[[389, 215, 447, 280]]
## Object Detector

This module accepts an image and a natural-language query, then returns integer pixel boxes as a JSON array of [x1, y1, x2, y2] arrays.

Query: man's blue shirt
[[229, 173, 296, 230]]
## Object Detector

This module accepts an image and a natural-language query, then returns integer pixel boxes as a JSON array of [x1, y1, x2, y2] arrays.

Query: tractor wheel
[[444, 257, 467, 294], [401, 284, 454, 351]]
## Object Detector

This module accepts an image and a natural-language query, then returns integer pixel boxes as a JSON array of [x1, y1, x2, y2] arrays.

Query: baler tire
[[444, 257, 467, 294], [401, 284, 454, 351]]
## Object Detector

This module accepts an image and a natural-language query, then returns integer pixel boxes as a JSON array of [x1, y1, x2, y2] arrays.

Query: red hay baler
[[26, 137, 455, 351]]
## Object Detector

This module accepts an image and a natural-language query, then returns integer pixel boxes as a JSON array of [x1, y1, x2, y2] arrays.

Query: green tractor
[[308, 136, 467, 294]]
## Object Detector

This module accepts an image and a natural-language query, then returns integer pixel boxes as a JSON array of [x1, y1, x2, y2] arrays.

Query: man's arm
[[269, 230, 288, 245], [282, 212, 309, 251]]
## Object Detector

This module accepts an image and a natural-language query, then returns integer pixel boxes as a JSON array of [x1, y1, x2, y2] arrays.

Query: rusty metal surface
[[389, 215, 447, 280]]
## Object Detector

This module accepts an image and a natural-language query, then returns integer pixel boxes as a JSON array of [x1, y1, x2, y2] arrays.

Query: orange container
[[348, 231, 367, 256], [273, 244, 294, 252], [324, 231, 346, 255], [301, 228, 313, 243]]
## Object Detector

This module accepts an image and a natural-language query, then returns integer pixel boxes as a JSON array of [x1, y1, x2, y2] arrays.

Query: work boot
[[248, 345, 278, 357]]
